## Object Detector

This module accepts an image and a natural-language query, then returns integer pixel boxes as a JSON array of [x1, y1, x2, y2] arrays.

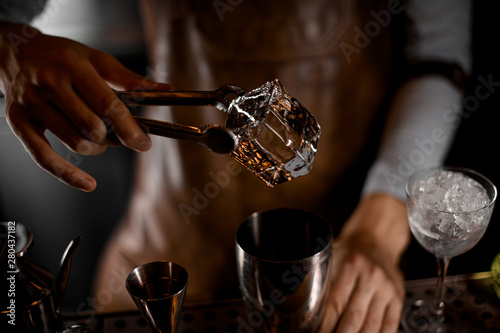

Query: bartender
[[0, 0, 470, 332]]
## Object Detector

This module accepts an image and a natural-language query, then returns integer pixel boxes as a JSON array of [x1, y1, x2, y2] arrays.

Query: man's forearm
[[339, 194, 410, 266]]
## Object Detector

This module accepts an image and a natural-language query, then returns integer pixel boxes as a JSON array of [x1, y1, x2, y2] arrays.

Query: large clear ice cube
[[225, 79, 320, 186]]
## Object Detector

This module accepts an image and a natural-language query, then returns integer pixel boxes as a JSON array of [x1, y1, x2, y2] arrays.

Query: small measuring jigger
[[126, 261, 188, 333], [115, 84, 245, 155]]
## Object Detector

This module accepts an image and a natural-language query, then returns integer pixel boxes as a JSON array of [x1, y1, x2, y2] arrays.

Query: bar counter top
[[63, 272, 500, 333]]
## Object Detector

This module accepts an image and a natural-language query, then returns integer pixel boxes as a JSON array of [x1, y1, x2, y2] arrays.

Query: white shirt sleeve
[[361, 0, 471, 202]]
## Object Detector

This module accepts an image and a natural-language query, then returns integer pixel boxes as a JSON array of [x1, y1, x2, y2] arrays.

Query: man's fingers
[[14, 122, 97, 192], [47, 83, 132, 147], [335, 276, 375, 332], [29, 103, 107, 156], [358, 293, 389, 333], [318, 252, 359, 333], [1, 33, 167, 192], [72, 61, 152, 152], [336, 263, 403, 333], [379, 299, 403, 333], [319, 247, 405, 333], [48, 83, 109, 144], [90, 51, 174, 92]]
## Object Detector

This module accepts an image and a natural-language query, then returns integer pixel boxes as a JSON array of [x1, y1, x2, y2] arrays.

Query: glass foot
[[400, 299, 463, 333]]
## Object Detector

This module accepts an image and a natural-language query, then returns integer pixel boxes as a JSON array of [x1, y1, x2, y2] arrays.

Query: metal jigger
[[126, 261, 188, 333]]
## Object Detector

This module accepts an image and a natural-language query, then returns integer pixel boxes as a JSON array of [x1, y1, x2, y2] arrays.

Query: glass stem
[[435, 256, 451, 319]]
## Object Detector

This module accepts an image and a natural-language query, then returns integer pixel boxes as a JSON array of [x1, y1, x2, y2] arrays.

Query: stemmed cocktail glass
[[402, 166, 496, 332]]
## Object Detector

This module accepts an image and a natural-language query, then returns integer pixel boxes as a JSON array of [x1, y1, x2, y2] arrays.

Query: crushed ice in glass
[[225, 79, 320, 186], [412, 170, 490, 212], [411, 169, 491, 239]]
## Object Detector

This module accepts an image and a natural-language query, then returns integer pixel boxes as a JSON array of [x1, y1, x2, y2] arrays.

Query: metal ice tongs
[[115, 84, 246, 154]]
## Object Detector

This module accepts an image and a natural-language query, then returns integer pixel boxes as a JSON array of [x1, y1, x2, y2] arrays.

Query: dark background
[[1, 1, 499, 312]]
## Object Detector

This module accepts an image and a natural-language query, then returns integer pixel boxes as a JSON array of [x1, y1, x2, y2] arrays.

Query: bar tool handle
[[134, 116, 238, 154], [115, 84, 245, 110], [134, 116, 202, 141], [116, 90, 223, 108]]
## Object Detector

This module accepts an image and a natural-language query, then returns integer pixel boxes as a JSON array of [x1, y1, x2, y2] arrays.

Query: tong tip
[[203, 125, 239, 155]]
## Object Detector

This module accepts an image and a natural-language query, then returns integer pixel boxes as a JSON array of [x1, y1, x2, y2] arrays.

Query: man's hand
[[0, 22, 172, 191], [319, 194, 410, 332]]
